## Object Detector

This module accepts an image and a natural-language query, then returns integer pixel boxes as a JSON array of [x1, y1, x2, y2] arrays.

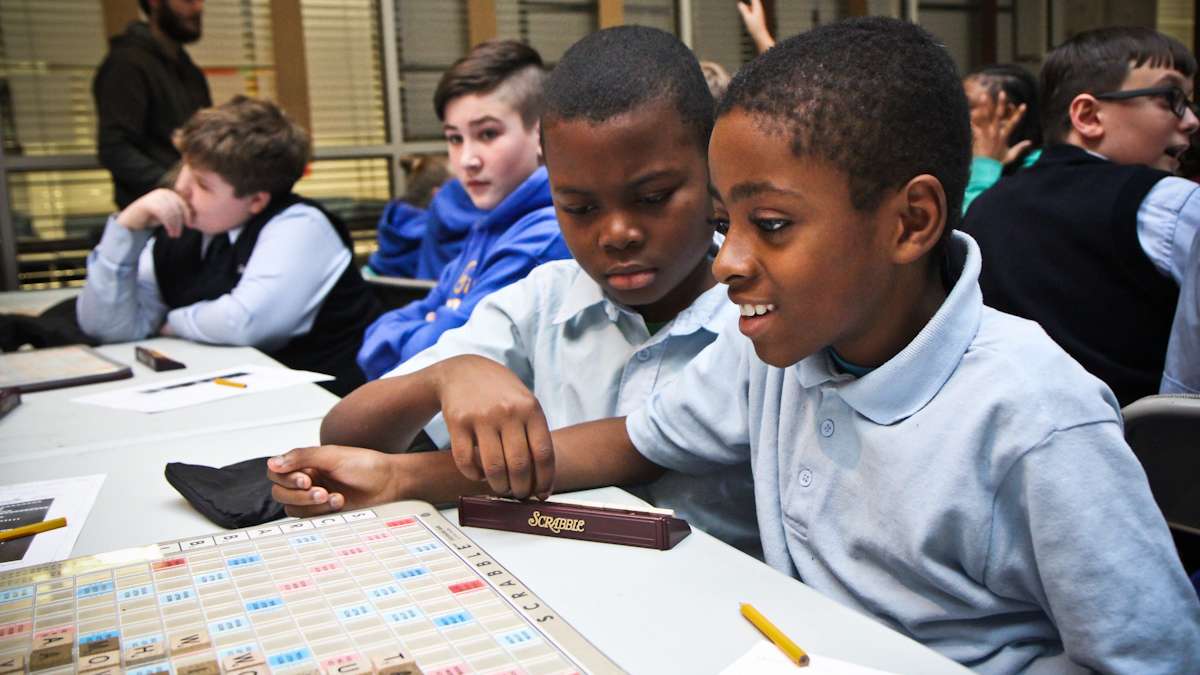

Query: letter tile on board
[[169, 628, 211, 655], [369, 646, 423, 675], [29, 643, 73, 671], [124, 641, 166, 666], [79, 637, 119, 657], [220, 648, 264, 672], [175, 659, 220, 675], [77, 650, 120, 673], [0, 652, 25, 675], [77, 667, 121, 675]]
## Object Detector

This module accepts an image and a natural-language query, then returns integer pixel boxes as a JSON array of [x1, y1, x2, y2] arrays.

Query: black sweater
[[92, 22, 211, 208], [963, 144, 1179, 407]]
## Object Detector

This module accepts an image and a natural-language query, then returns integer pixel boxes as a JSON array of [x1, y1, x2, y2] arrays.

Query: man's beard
[[157, 3, 202, 44]]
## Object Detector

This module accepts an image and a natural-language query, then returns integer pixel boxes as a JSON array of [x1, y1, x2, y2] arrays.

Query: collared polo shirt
[[389, 259, 760, 555], [628, 232, 1200, 674]]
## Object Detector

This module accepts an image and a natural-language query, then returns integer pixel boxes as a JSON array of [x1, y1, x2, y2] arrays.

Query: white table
[[0, 337, 338, 458], [0, 287, 79, 316], [1, 420, 967, 674]]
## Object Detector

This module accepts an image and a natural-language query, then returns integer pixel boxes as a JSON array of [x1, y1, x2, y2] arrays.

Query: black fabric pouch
[[164, 457, 285, 529], [164, 431, 438, 529]]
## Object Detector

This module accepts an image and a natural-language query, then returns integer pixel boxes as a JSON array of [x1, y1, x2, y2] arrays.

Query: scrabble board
[[0, 502, 622, 675]]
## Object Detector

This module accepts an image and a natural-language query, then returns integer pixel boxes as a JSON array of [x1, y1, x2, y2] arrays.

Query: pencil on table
[[0, 517, 67, 543], [740, 602, 809, 667], [213, 378, 247, 389]]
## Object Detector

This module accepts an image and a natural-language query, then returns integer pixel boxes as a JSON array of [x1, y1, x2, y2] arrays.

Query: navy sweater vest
[[963, 144, 1178, 407], [153, 194, 381, 396]]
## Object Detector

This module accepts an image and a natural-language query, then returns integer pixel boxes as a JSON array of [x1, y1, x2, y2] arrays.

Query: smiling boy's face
[[543, 99, 715, 323], [709, 110, 900, 368]]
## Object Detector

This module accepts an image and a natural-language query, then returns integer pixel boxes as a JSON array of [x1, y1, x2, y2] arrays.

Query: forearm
[[320, 365, 446, 453], [550, 418, 664, 492], [390, 417, 664, 506], [77, 219, 161, 342]]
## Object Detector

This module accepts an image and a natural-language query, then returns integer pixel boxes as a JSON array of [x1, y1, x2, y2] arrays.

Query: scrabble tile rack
[[0, 502, 623, 675]]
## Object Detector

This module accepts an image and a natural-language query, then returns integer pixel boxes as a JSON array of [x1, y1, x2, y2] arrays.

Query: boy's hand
[[267, 446, 399, 517], [432, 355, 555, 500], [970, 90, 1031, 165], [115, 188, 193, 238]]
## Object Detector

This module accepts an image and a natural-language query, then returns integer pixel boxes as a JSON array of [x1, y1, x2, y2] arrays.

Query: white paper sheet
[[0, 474, 105, 572], [721, 641, 901, 675], [72, 364, 333, 413]]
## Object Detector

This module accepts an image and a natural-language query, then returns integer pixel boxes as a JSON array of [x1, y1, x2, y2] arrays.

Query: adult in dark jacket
[[93, 0, 211, 209]]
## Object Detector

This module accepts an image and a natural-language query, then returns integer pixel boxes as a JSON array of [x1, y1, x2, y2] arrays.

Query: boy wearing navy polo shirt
[[338, 19, 1198, 674]]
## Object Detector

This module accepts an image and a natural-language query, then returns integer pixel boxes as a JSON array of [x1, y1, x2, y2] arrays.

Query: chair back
[[1123, 394, 1200, 536]]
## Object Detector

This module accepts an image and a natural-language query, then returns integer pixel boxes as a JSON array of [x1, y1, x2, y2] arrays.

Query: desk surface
[[0, 287, 79, 316], [1, 420, 966, 674], [0, 337, 338, 458]]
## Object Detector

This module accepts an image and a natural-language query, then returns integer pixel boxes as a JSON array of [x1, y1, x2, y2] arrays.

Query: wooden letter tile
[[124, 641, 166, 667], [80, 638, 120, 658], [220, 649, 264, 673], [77, 650, 120, 673], [168, 629, 211, 655], [0, 653, 25, 675], [30, 643, 73, 671], [369, 648, 422, 675], [175, 659, 220, 675]]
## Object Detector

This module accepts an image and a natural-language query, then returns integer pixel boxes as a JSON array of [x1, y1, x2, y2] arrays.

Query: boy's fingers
[[476, 429, 512, 497], [499, 420, 533, 499], [270, 483, 328, 507], [526, 407, 555, 500], [448, 426, 484, 481]]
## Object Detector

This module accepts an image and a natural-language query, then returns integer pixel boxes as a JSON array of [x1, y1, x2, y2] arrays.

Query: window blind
[[301, 0, 387, 146], [496, 0, 597, 64], [688, 0, 754, 76], [625, 0, 677, 34], [395, 0, 469, 141], [188, 0, 276, 105], [0, 0, 107, 155]]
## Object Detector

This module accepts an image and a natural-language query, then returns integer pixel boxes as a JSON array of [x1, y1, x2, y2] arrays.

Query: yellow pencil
[[740, 602, 809, 667], [213, 378, 247, 389], [0, 517, 67, 543]]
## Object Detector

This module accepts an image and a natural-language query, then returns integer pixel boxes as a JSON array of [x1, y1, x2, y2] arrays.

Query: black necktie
[[204, 233, 231, 264]]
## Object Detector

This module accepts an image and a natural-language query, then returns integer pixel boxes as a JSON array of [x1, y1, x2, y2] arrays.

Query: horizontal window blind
[[188, 0, 277, 105], [625, 0, 677, 34], [301, 0, 387, 146], [295, 157, 392, 258], [688, 0, 753, 76], [0, 0, 107, 156], [9, 169, 113, 287], [496, 0, 597, 64], [396, 0, 469, 141]]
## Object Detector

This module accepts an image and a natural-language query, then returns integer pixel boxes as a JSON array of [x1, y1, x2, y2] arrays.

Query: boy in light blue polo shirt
[[374, 18, 1198, 674], [267, 27, 758, 555]]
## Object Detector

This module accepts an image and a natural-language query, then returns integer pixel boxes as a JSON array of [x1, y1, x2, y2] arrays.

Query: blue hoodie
[[367, 179, 486, 279], [357, 166, 570, 379]]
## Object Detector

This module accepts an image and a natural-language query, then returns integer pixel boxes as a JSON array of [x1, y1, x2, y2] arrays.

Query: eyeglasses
[[1094, 85, 1198, 119]]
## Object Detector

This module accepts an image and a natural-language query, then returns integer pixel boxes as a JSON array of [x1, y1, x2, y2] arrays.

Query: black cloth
[[0, 298, 97, 352], [152, 194, 382, 396], [93, 21, 211, 209], [165, 458, 285, 530], [963, 144, 1179, 407]]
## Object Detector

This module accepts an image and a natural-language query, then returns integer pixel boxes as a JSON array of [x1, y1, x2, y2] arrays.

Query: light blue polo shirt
[[628, 232, 1200, 674], [388, 259, 759, 556]]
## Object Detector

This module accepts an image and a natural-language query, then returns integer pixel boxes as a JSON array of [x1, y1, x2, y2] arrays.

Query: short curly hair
[[717, 16, 971, 231], [174, 96, 311, 197], [542, 25, 714, 155]]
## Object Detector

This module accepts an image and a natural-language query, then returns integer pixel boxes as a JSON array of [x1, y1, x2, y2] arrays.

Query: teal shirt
[[962, 149, 1042, 214]]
